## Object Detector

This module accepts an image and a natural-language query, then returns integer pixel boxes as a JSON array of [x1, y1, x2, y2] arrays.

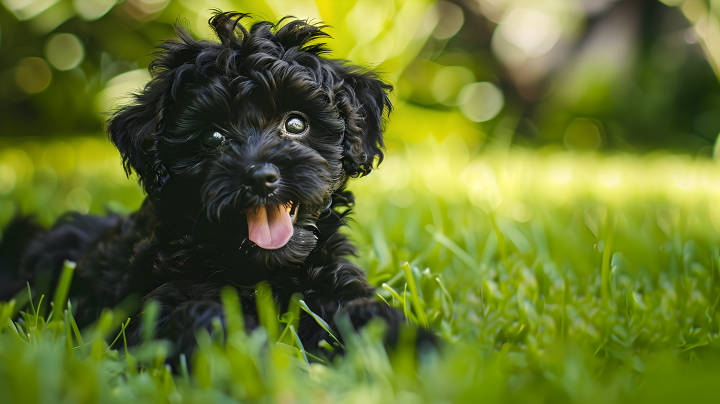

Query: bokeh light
[[499, 8, 562, 59], [45, 33, 84, 70], [123, 0, 171, 21], [95, 68, 151, 114], [564, 118, 604, 151], [75, 0, 117, 20], [431, 65, 475, 105], [66, 187, 91, 213], [0, 164, 15, 194], [14, 57, 51, 94], [457, 82, 504, 122], [432, 1, 463, 40]]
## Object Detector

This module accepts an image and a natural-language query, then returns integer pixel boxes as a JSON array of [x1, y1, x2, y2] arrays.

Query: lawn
[[1, 133, 720, 403]]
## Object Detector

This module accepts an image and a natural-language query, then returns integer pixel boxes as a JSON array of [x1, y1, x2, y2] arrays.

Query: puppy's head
[[107, 11, 392, 265]]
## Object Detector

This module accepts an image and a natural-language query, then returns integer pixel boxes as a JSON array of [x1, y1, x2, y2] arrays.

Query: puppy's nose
[[246, 164, 280, 196]]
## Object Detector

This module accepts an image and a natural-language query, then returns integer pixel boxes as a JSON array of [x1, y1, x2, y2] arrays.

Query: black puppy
[[0, 11, 424, 359]]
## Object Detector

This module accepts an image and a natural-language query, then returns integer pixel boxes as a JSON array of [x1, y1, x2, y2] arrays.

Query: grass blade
[[66, 300, 85, 354], [221, 286, 245, 335], [426, 225, 477, 269], [402, 262, 428, 328], [290, 325, 309, 370], [298, 300, 344, 349], [51, 260, 76, 322], [255, 281, 279, 341]]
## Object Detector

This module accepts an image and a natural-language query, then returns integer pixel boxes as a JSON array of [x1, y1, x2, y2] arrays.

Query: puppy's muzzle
[[242, 162, 300, 250], [246, 163, 280, 196]]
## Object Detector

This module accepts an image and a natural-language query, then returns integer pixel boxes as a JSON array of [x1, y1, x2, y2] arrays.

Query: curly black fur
[[0, 11, 434, 362]]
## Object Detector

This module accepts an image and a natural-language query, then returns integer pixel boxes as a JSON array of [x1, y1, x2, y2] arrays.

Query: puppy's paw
[[156, 300, 225, 364], [337, 298, 404, 330], [335, 298, 439, 353]]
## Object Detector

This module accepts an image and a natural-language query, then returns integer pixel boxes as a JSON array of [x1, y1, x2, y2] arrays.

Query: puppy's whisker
[[314, 121, 332, 135], [276, 179, 302, 191], [330, 209, 342, 221]]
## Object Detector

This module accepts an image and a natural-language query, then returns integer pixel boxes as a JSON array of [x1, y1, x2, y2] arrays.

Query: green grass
[[2, 135, 720, 402]]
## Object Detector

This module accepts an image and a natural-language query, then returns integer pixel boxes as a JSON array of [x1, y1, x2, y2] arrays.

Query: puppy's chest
[[148, 240, 307, 286]]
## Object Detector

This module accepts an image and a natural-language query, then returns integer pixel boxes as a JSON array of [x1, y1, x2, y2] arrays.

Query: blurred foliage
[[2, 0, 720, 154]]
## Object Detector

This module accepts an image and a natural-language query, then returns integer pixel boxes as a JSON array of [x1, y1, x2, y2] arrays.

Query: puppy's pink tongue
[[246, 204, 293, 249]]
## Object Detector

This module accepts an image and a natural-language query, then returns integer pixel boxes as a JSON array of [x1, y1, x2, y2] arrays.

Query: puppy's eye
[[284, 115, 308, 135], [203, 131, 225, 148]]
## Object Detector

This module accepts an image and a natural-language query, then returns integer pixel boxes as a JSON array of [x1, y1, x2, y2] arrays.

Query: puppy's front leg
[[155, 300, 227, 359], [335, 298, 405, 345], [334, 298, 437, 351]]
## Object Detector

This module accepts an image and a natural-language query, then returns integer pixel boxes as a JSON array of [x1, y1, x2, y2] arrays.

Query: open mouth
[[246, 201, 299, 250]]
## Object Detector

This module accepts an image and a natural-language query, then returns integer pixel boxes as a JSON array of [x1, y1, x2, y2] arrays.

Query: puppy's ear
[[106, 25, 198, 193], [335, 66, 393, 177], [106, 85, 169, 193], [107, 98, 155, 179]]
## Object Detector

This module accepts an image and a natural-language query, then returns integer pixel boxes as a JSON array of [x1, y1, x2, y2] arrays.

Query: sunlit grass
[[2, 135, 720, 402]]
